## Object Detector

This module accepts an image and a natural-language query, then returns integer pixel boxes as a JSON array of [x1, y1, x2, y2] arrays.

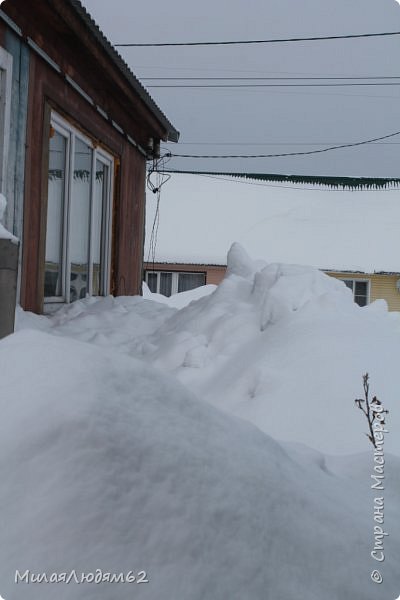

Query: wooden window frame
[[44, 112, 114, 309]]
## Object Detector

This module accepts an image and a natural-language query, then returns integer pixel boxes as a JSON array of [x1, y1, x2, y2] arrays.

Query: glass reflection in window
[[70, 138, 92, 302], [45, 130, 67, 297]]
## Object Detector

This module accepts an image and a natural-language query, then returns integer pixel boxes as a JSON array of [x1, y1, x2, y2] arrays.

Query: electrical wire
[[148, 83, 400, 88], [165, 128, 400, 159], [135, 65, 400, 77], [142, 76, 400, 81], [115, 30, 400, 47], [163, 141, 400, 146], [137, 74, 400, 98], [146, 155, 171, 267]]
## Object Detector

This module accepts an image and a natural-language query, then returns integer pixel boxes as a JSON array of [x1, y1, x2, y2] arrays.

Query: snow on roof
[[145, 173, 400, 273]]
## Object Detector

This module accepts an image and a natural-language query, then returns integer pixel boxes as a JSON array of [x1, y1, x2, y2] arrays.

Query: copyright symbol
[[371, 570, 383, 584]]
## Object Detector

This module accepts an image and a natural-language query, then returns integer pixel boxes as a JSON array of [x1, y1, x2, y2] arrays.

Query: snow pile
[[142, 281, 216, 309], [139, 244, 400, 456], [16, 295, 175, 356], [17, 244, 400, 456], [0, 193, 18, 242], [0, 329, 399, 600]]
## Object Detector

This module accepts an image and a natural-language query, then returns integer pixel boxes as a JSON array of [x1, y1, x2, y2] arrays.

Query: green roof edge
[[164, 170, 400, 190]]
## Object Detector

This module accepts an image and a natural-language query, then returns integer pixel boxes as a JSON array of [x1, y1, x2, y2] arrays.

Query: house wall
[[3, 0, 167, 146], [328, 272, 400, 311], [0, 21, 30, 301], [20, 50, 147, 313], [143, 262, 225, 287], [146, 263, 400, 311], [205, 265, 226, 285], [0, 1, 165, 313], [2, 28, 29, 242]]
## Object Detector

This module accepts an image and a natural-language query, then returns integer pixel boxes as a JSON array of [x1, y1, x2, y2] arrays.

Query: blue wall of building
[[4, 28, 29, 241]]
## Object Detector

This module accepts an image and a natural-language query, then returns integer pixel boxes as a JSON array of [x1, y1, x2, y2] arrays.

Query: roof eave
[[67, 0, 179, 143]]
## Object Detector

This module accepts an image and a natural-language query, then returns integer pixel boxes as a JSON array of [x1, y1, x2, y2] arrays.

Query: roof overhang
[[67, 0, 179, 142]]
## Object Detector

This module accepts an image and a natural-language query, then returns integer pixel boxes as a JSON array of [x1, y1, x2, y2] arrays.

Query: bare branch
[[355, 374, 388, 448]]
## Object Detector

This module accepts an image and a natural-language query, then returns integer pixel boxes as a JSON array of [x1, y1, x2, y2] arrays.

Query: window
[[341, 279, 369, 307], [145, 271, 206, 296], [45, 113, 114, 305]]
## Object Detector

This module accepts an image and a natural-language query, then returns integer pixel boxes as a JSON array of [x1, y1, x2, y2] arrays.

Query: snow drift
[[17, 244, 400, 456], [0, 329, 399, 600], [141, 244, 400, 456]]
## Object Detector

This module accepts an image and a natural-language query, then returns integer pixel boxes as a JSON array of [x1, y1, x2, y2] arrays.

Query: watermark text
[[15, 569, 149, 585]]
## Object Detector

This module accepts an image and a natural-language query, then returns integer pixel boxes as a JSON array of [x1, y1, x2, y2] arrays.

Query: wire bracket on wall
[[147, 154, 172, 194], [146, 154, 172, 269]]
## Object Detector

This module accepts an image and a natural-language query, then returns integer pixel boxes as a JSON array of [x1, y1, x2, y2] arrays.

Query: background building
[[145, 173, 400, 310]]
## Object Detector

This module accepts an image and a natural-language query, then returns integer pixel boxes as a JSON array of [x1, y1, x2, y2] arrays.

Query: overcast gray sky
[[81, 0, 400, 178]]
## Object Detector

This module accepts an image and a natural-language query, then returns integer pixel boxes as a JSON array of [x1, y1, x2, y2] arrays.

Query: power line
[[137, 73, 400, 98], [148, 83, 400, 88], [135, 65, 400, 81], [115, 30, 400, 47], [167, 128, 400, 159], [135, 65, 400, 77], [155, 87, 400, 101], [142, 76, 400, 81], [164, 141, 400, 146]]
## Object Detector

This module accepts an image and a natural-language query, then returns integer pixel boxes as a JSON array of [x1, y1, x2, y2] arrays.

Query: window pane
[[147, 272, 158, 293], [178, 272, 206, 293], [354, 281, 368, 306], [92, 160, 108, 295], [160, 272, 172, 296], [70, 138, 92, 302], [45, 130, 67, 297], [354, 281, 368, 296]]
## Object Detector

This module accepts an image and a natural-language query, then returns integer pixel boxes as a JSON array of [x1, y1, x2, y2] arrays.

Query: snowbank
[[0, 329, 399, 600], [140, 244, 400, 456], [15, 295, 175, 356], [16, 244, 400, 456], [142, 281, 216, 308]]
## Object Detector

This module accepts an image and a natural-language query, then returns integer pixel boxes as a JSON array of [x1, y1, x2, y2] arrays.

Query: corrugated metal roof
[[67, 0, 179, 143]]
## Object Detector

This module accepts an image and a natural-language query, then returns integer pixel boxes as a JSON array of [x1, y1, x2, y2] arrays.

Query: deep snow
[[7, 243, 400, 599], [20, 244, 400, 456], [142, 280, 217, 308], [0, 330, 399, 600], [142, 245, 400, 456]]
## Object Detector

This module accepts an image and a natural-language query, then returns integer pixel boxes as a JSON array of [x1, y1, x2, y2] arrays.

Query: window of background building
[[341, 279, 370, 306], [145, 271, 206, 296]]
